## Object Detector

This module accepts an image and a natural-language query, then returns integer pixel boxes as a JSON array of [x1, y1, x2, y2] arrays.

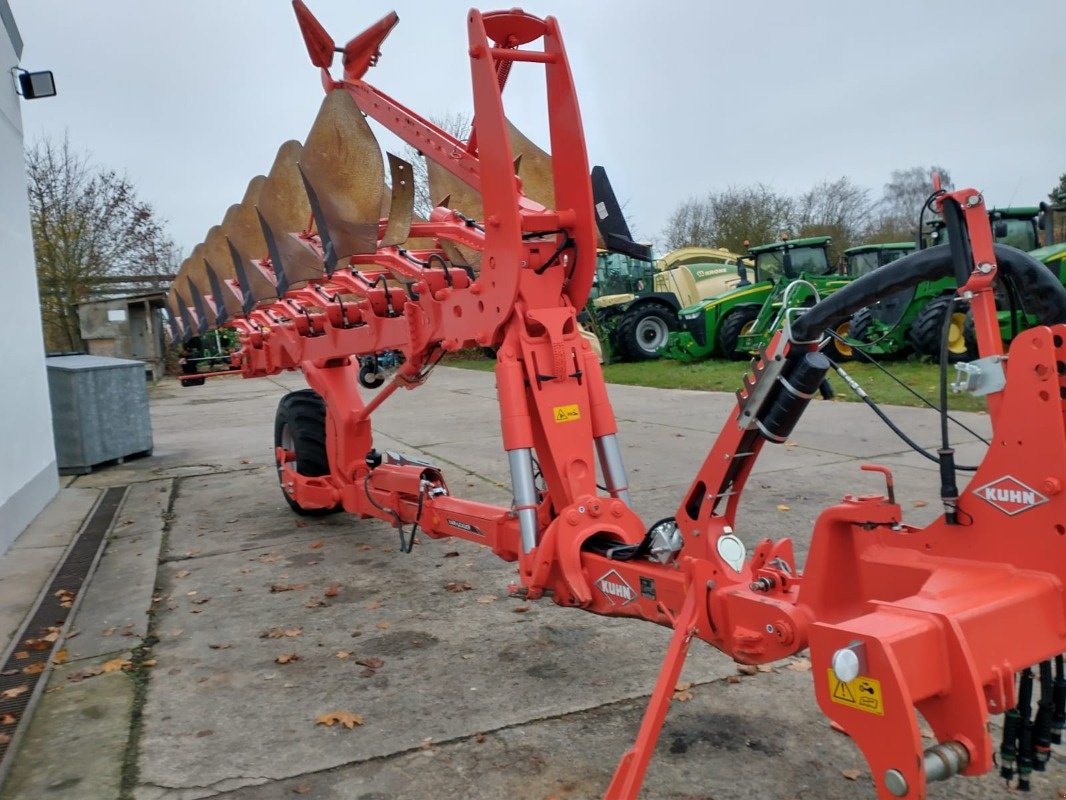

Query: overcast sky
[[10, 1, 1065, 256]]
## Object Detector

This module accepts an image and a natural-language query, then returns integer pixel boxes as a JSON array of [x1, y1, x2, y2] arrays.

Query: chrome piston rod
[[507, 448, 539, 553], [595, 433, 631, 505]]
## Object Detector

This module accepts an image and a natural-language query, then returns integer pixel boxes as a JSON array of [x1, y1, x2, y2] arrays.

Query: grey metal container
[[46, 355, 154, 474]]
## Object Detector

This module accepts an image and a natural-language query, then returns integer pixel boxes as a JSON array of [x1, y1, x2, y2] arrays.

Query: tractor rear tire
[[274, 389, 339, 516], [718, 306, 760, 360], [849, 307, 872, 346], [615, 304, 676, 360], [908, 295, 974, 362]]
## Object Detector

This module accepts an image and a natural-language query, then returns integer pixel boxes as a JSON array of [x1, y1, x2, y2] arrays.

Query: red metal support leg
[[605, 587, 701, 799]]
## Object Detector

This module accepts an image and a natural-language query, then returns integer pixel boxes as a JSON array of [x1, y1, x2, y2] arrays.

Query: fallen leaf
[[23, 638, 52, 651], [309, 540, 324, 550], [240, 459, 251, 465], [142, 659, 157, 668], [208, 643, 231, 650], [0, 713, 16, 725], [191, 596, 211, 605], [324, 585, 342, 598], [271, 584, 308, 593], [335, 650, 352, 660], [445, 581, 473, 593], [776, 504, 791, 512], [305, 599, 327, 608], [356, 657, 384, 669], [840, 769, 863, 781], [444, 551, 460, 558], [784, 440, 798, 447], [295, 520, 309, 528], [261, 627, 303, 639], [186, 548, 202, 556], [359, 668, 376, 678], [757, 664, 775, 673], [0, 733, 9, 745], [258, 553, 283, 564], [513, 605, 530, 613], [476, 596, 496, 604], [475, 732, 486, 743], [913, 500, 928, 508], [101, 627, 116, 637], [737, 664, 758, 676], [67, 668, 101, 682], [22, 663, 44, 675], [421, 737, 434, 750], [13, 651, 28, 660], [316, 711, 364, 729], [358, 544, 373, 551], [675, 681, 692, 692], [786, 658, 812, 672], [367, 600, 383, 610], [672, 689, 693, 702], [376, 622, 390, 630], [292, 785, 311, 795], [1, 685, 28, 699], [276, 653, 300, 665], [726, 675, 742, 684], [175, 569, 190, 578], [101, 658, 131, 673]]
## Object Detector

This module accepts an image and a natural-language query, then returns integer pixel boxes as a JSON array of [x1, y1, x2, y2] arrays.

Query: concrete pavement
[[0, 365, 1055, 799]]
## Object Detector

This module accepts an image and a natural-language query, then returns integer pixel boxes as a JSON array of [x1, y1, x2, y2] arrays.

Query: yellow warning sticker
[[553, 404, 581, 423], [827, 669, 884, 715]]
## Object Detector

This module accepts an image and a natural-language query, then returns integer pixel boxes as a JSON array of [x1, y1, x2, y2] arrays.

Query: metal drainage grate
[[0, 485, 127, 769]]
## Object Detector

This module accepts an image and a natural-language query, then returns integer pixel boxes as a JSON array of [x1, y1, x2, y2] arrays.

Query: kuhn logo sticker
[[595, 569, 636, 605], [973, 476, 1049, 516], [447, 519, 483, 536]]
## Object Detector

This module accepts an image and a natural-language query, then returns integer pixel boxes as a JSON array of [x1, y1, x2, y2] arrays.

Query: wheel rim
[[739, 320, 756, 337], [834, 321, 853, 358], [278, 423, 296, 477], [635, 316, 668, 351], [947, 312, 968, 354]]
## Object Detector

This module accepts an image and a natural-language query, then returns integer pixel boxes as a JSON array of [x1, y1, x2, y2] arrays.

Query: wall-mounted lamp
[[12, 68, 56, 100]]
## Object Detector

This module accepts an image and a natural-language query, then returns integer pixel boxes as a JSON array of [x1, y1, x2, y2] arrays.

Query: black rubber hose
[[791, 244, 1066, 344]]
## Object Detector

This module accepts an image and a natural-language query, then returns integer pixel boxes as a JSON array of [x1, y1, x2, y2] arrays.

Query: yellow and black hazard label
[[553, 404, 580, 423], [827, 669, 883, 715]]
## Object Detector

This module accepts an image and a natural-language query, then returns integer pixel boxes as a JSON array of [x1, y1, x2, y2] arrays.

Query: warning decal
[[553, 404, 581, 423], [827, 669, 883, 716]]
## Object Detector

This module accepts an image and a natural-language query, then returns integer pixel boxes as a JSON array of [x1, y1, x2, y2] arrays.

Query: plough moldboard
[[166, 4, 1066, 797]]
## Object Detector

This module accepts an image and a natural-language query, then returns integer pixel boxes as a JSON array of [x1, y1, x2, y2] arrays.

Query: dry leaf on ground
[[324, 585, 342, 598], [22, 663, 44, 675], [0, 713, 16, 725], [736, 664, 758, 676], [335, 650, 352, 660], [271, 584, 308, 593], [276, 653, 300, 665], [913, 500, 928, 508], [261, 628, 303, 639], [174, 569, 190, 579], [786, 658, 812, 672], [23, 638, 52, 651], [0, 733, 10, 745], [367, 600, 383, 609], [672, 682, 693, 702], [291, 785, 311, 795], [315, 711, 364, 729], [356, 657, 384, 669], [67, 668, 101, 682], [375, 622, 390, 630], [476, 596, 496, 604], [776, 504, 791, 512], [142, 659, 157, 668], [445, 581, 472, 593], [101, 658, 131, 673], [513, 605, 530, 613], [1, 686, 28, 699], [309, 540, 324, 550], [840, 769, 863, 780]]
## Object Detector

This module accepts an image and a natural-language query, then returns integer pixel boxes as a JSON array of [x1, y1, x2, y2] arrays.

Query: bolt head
[[831, 648, 860, 683], [883, 769, 908, 797]]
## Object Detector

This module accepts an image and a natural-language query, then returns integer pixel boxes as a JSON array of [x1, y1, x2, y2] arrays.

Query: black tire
[[849, 306, 873, 345], [908, 295, 974, 362], [717, 306, 760, 360], [274, 389, 339, 516], [614, 304, 676, 360], [824, 317, 855, 362], [358, 363, 385, 389], [181, 376, 206, 387]]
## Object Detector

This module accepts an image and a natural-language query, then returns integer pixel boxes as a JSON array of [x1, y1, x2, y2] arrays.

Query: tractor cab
[[925, 207, 1042, 251], [746, 236, 834, 282], [589, 250, 656, 305], [843, 242, 916, 278]]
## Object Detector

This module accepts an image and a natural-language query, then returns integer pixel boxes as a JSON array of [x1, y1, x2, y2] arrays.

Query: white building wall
[[0, 1, 58, 554]]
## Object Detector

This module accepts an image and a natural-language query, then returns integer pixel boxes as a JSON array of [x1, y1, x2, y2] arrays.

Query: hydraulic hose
[[791, 244, 1066, 345]]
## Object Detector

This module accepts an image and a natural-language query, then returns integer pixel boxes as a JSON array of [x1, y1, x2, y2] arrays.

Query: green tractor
[[584, 167, 740, 361], [662, 235, 851, 362], [849, 206, 1050, 362]]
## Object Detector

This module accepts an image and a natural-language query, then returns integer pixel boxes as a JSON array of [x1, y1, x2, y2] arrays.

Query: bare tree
[[661, 185, 793, 253], [869, 165, 953, 243], [28, 136, 178, 351], [793, 176, 872, 262], [403, 111, 472, 218]]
